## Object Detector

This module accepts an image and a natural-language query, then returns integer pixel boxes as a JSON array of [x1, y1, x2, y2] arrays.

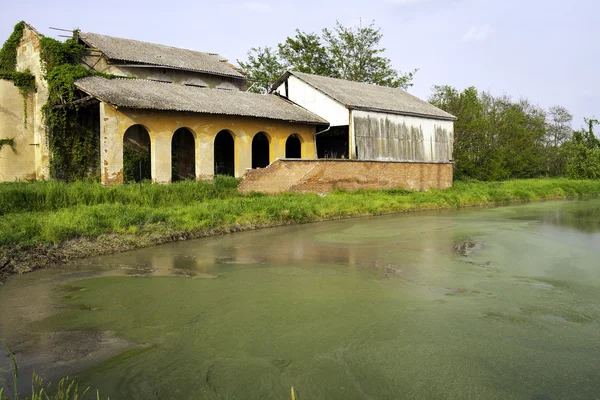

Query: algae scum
[[2, 200, 600, 399]]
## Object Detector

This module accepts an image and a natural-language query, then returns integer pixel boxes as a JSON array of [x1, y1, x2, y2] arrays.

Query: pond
[[1, 200, 600, 399]]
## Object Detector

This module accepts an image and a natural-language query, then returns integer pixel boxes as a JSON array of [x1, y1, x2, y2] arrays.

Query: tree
[[238, 21, 416, 93], [322, 22, 416, 88], [277, 30, 330, 76], [544, 105, 573, 175], [546, 105, 573, 147], [237, 47, 285, 94], [565, 117, 600, 179], [430, 86, 558, 181]]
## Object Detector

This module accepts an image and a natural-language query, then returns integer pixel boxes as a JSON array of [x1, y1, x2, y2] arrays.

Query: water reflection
[[1, 200, 600, 400]]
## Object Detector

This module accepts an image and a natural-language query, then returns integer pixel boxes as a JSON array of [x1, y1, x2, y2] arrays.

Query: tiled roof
[[78, 32, 245, 79], [75, 77, 327, 124], [274, 71, 456, 121]]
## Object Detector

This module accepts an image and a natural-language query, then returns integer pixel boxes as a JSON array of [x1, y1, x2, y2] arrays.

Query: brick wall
[[238, 159, 453, 194]]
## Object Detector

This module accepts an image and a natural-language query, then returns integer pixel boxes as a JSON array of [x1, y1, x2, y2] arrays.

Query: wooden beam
[[52, 95, 99, 109]]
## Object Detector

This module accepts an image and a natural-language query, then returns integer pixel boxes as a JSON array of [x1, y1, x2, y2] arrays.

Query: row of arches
[[122, 126, 303, 182]]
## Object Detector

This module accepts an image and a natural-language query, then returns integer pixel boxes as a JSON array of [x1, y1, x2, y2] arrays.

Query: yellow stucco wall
[[0, 80, 36, 181], [17, 24, 50, 179], [100, 103, 317, 184]]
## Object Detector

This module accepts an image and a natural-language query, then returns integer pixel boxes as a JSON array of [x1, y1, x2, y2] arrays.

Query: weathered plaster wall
[[82, 54, 246, 90], [100, 103, 317, 184], [274, 75, 349, 126], [16, 24, 50, 179], [238, 159, 453, 194], [352, 110, 454, 163], [0, 80, 36, 181]]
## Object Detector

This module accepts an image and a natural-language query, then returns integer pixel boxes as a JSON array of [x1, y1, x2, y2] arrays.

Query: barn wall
[[274, 75, 349, 126], [0, 80, 36, 181], [238, 159, 453, 194], [352, 109, 454, 162]]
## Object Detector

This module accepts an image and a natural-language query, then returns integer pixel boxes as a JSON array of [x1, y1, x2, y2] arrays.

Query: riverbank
[[1, 178, 600, 281]]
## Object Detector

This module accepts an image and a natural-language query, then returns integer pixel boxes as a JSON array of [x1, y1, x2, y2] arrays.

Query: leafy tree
[[322, 21, 416, 88], [277, 30, 330, 76], [565, 118, 600, 179], [429, 86, 554, 180], [237, 47, 285, 94], [238, 21, 416, 93], [544, 105, 573, 175]]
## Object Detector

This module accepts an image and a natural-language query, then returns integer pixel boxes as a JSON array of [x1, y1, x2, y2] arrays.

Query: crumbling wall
[[238, 159, 453, 194], [352, 109, 453, 163], [0, 80, 36, 181], [16, 24, 50, 179]]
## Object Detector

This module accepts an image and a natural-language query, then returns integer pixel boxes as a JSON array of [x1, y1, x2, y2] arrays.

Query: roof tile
[[78, 32, 245, 79], [75, 77, 327, 124]]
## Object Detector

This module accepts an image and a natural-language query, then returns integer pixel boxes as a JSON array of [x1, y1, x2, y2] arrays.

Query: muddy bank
[[0, 195, 591, 283]]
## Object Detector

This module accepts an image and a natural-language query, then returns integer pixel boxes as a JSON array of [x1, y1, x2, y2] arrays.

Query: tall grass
[[0, 176, 240, 215], [1, 178, 599, 247]]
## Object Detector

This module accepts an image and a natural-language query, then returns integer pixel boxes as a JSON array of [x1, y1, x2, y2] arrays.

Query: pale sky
[[1, 0, 597, 127]]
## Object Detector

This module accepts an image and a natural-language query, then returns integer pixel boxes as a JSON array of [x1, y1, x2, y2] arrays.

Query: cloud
[[242, 1, 272, 12], [462, 24, 492, 42]]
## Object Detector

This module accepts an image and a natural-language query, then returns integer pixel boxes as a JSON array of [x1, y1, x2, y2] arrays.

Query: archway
[[123, 125, 151, 182], [252, 132, 270, 169], [285, 134, 302, 158], [214, 130, 235, 176], [171, 128, 196, 181]]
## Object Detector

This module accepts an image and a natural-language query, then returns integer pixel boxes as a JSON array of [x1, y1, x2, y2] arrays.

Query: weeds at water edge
[[0, 339, 106, 400]]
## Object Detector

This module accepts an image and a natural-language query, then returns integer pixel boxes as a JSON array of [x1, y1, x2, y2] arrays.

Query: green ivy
[[40, 34, 103, 181], [0, 21, 36, 127], [0, 21, 25, 73]]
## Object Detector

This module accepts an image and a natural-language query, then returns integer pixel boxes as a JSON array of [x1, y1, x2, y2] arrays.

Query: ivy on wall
[[39, 33, 107, 181], [0, 21, 36, 127]]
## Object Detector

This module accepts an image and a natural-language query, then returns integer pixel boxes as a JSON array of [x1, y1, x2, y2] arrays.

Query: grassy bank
[[1, 178, 599, 279]]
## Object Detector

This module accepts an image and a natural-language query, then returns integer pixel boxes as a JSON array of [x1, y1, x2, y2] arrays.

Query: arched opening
[[123, 125, 151, 182], [252, 132, 270, 169], [214, 130, 235, 176], [171, 128, 196, 181], [285, 134, 302, 158]]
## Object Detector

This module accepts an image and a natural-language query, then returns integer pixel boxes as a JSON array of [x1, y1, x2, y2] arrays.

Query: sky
[[1, 0, 598, 127]]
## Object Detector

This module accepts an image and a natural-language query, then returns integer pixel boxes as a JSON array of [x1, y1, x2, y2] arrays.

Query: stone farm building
[[0, 23, 456, 192]]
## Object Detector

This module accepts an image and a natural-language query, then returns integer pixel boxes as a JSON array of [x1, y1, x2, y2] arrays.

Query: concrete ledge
[[238, 159, 453, 194]]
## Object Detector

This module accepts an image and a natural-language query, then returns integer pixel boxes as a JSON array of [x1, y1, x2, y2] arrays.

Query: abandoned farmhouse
[[0, 23, 456, 192]]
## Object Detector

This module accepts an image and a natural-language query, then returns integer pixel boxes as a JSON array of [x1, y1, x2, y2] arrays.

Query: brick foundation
[[238, 159, 453, 194]]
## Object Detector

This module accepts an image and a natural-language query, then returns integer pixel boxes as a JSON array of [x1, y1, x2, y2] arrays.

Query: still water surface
[[1, 200, 600, 399]]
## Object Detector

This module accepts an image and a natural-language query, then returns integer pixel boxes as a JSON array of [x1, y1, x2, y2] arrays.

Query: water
[[1, 200, 600, 399]]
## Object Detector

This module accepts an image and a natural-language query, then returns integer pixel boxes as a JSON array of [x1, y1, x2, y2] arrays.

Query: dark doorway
[[214, 130, 235, 176], [252, 132, 270, 168], [285, 134, 302, 158], [123, 124, 151, 182], [316, 125, 349, 159], [171, 128, 196, 181]]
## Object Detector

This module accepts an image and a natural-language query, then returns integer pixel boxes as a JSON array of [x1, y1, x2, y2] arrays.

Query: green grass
[[0, 176, 241, 215], [1, 178, 599, 248]]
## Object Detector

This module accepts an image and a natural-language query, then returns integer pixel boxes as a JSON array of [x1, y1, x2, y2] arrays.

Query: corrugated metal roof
[[78, 32, 245, 79], [274, 71, 456, 121], [75, 77, 327, 124]]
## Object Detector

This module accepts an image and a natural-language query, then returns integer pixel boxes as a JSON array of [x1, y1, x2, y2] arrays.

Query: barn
[[271, 71, 456, 163]]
